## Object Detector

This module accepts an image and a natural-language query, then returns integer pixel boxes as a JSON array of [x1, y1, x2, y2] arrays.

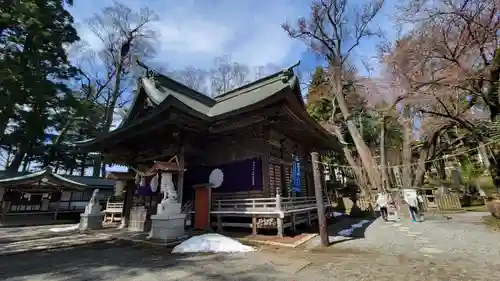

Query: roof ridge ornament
[[281, 60, 300, 81], [286, 60, 301, 72], [136, 59, 158, 78]]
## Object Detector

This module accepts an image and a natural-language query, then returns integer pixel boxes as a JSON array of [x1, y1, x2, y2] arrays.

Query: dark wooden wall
[[267, 129, 314, 198], [189, 124, 315, 201], [200, 126, 267, 200]]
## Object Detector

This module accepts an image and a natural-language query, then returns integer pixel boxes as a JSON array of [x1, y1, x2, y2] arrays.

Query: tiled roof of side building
[[0, 170, 115, 190]]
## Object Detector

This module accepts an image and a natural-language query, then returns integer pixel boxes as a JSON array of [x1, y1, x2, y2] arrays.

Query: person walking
[[403, 190, 420, 222], [376, 192, 389, 221], [417, 191, 425, 222]]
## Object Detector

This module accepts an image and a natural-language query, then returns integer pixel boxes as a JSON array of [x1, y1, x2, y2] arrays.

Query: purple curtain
[[135, 176, 154, 196], [184, 157, 262, 193]]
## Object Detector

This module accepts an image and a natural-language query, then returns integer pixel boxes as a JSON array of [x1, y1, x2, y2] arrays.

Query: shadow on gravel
[[0, 241, 282, 281], [326, 216, 376, 245]]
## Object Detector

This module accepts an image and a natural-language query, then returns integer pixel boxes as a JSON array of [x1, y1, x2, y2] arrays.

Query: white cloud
[[68, 0, 308, 70], [230, 23, 300, 67], [152, 19, 231, 54]]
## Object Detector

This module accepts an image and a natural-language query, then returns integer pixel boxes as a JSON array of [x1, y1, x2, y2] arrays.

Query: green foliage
[[307, 98, 332, 123], [461, 161, 486, 187], [0, 0, 90, 172]]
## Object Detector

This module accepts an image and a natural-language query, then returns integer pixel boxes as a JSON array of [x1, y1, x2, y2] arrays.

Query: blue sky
[[0, 0, 403, 173], [68, 0, 401, 78]]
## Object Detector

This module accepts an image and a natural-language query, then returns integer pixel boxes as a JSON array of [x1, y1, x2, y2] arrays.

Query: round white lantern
[[209, 168, 224, 188]]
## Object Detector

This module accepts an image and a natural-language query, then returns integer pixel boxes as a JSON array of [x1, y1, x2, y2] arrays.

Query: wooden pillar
[[0, 189, 6, 223], [252, 215, 257, 235], [177, 146, 185, 205], [53, 188, 62, 221], [307, 169, 314, 197], [276, 217, 284, 237], [120, 179, 134, 229], [1, 195, 9, 223], [68, 190, 73, 211], [217, 215, 222, 233], [275, 193, 284, 237], [262, 128, 271, 196], [262, 148, 271, 197], [311, 152, 329, 246]]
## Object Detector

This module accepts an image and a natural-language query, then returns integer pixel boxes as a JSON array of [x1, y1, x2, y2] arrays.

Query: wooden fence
[[435, 194, 462, 211], [335, 192, 462, 213], [338, 196, 375, 213]]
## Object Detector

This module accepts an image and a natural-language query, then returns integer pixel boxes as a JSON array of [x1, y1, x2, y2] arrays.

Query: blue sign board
[[291, 155, 301, 193]]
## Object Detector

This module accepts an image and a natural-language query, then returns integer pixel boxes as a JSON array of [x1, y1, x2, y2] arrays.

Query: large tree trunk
[[330, 124, 370, 194], [45, 119, 73, 167], [3, 146, 12, 169], [8, 149, 26, 172], [402, 116, 413, 189], [330, 67, 382, 192], [478, 142, 491, 169], [380, 117, 391, 191], [0, 109, 13, 144], [93, 57, 125, 177], [436, 159, 446, 180], [21, 155, 30, 172], [80, 154, 87, 176], [487, 150, 500, 194], [92, 158, 102, 177]]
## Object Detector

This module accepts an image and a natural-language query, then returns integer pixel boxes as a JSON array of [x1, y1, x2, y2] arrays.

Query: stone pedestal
[[79, 189, 103, 231], [128, 206, 150, 232], [79, 213, 103, 230], [148, 202, 187, 241]]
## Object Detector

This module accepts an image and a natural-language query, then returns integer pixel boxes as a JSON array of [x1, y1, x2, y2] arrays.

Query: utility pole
[[311, 152, 329, 246]]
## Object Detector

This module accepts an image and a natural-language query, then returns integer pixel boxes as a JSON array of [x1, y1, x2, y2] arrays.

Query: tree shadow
[[335, 195, 346, 213], [324, 215, 376, 246], [0, 241, 292, 281]]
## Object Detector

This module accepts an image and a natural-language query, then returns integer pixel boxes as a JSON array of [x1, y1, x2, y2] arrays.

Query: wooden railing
[[212, 196, 329, 214], [103, 201, 124, 213], [280, 196, 317, 210], [102, 201, 124, 224], [213, 198, 278, 213]]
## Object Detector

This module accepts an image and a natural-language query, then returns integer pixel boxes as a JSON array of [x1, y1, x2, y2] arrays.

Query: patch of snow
[[49, 224, 79, 233], [333, 212, 345, 217], [350, 220, 371, 229], [172, 233, 255, 254], [338, 228, 354, 236], [337, 220, 371, 237]]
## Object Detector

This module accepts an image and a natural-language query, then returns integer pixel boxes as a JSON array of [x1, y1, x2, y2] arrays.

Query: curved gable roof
[[75, 61, 338, 150]]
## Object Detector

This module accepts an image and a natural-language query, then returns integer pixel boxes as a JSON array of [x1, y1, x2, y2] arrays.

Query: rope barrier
[[315, 137, 500, 169]]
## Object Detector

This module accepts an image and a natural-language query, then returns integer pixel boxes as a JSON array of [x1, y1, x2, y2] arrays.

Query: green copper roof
[[0, 168, 102, 191], [75, 61, 338, 150], [119, 64, 299, 122], [141, 77, 212, 116]]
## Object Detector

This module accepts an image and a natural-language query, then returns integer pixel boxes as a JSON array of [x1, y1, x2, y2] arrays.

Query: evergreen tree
[[0, 0, 80, 171]]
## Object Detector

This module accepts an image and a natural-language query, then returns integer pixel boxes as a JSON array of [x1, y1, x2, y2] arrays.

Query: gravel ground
[[0, 241, 498, 281], [306, 211, 500, 264], [0, 213, 498, 281], [0, 224, 71, 239]]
